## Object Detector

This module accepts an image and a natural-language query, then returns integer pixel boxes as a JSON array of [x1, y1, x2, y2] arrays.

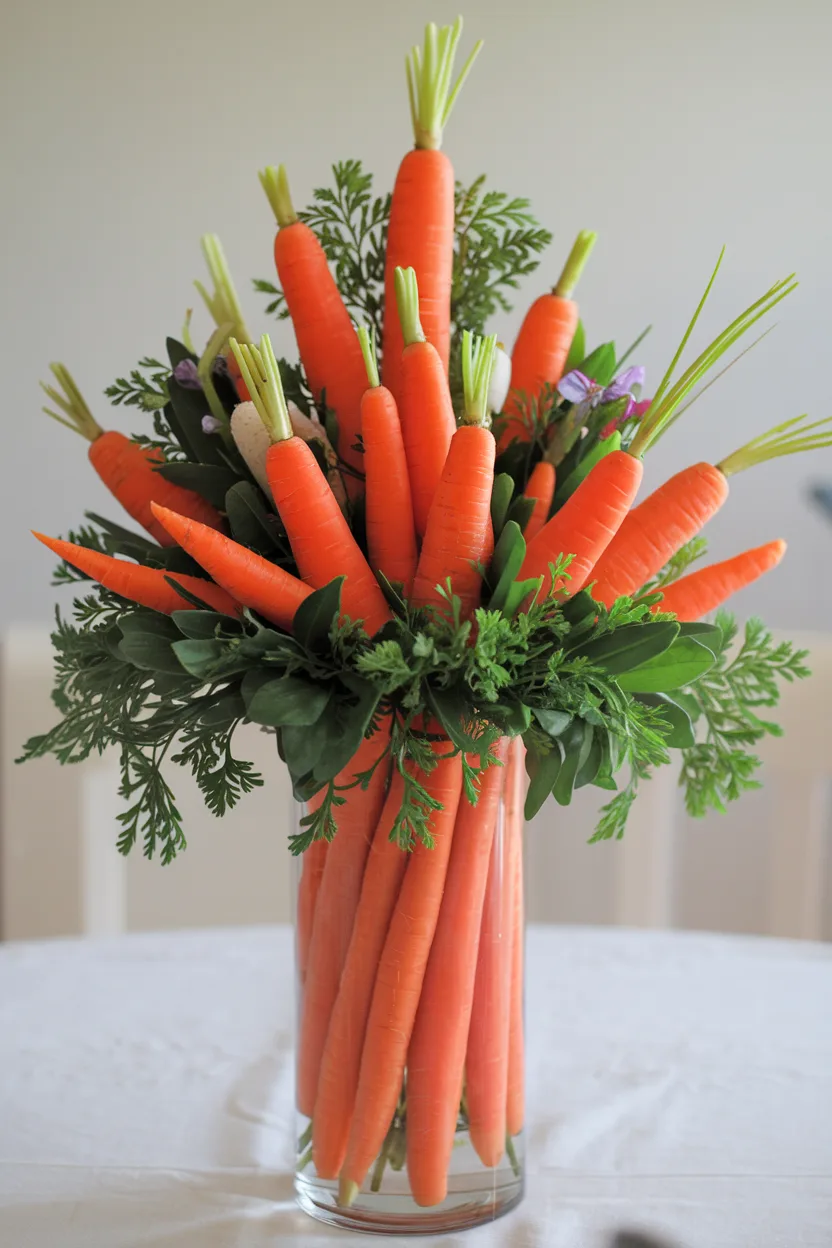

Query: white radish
[[230, 401, 273, 497], [488, 343, 512, 416]]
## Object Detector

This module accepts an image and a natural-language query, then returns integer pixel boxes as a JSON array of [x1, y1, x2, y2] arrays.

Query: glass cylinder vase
[[292, 735, 526, 1236]]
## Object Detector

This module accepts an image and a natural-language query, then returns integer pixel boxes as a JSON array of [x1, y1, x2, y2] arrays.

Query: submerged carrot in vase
[[357, 326, 418, 597], [296, 836, 328, 985], [656, 539, 786, 620], [411, 329, 498, 617], [498, 230, 597, 450], [338, 747, 464, 1208], [41, 365, 224, 544], [32, 533, 238, 616], [312, 771, 410, 1179], [149, 502, 310, 632], [406, 738, 509, 1208], [381, 18, 482, 401], [231, 335, 392, 636], [505, 736, 526, 1139], [259, 164, 367, 493]]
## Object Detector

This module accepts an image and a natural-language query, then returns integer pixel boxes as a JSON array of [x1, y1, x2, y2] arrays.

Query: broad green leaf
[[293, 578, 344, 653], [281, 722, 327, 781], [575, 728, 604, 788], [491, 473, 515, 536], [574, 621, 680, 674], [506, 494, 535, 533], [553, 719, 594, 805], [428, 687, 497, 764], [119, 612, 179, 640], [533, 708, 573, 737], [592, 730, 619, 791], [564, 319, 586, 374], [524, 742, 563, 820], [676, 622, 722, 657], [577, 341, 616, 387], [199, 691, 246, 730], [172, 610, 238, 640], [488, 521, 527, 611], [225, 481, 282, 555], [171, 638, 252, 680], [158, 461, 239, 507], [502, 576, 542, 619], [636, 693, 696, 748], [163, 576, 224, 611], [119, 630, 184, 674], [617, 635, 715, 693], [84, 512, 157, 561], [243, 672, 331, 727], [668, 689, 702, 723], [166, 373, 228, 466], [166, 336, 197, 370], [311, 677, 381, 784]]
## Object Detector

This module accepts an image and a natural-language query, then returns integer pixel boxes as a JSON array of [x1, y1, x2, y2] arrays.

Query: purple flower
[[557, 365, 646, 420], [173, 359, 202, 389], [201, 415, 223, 435]]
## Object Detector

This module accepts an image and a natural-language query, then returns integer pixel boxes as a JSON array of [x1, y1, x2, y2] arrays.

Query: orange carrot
[[406, 738, 509, 1207], [523, 460, 556, 542], [505, 737, 526, 1139], [312, 771, 409, 1179], [338, 747, 464, 1207], [656, 539, 786, 621], [259, 165, 367, 492], [32, 533, 237, 616], [381, 19, 481, 401], [357, 327, 418, 596], [394, 267, 458, 538], [150, 502, 310, 632], [465, 765, 515, 1169], [296, 724, 392, 1119], [520, 450, 644, 598], [411, 331, 497, 617], [41, 365, 224, 545], [194, 233, 252, 401], [231, 336, 392, 636], [498, 231, 597, 450], [296, 837, 328, 985]]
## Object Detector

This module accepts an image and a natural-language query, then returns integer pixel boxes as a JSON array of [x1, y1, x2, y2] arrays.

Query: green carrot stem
[[506, 1133, 521, 1178], [406, 17, 482, 151], [181, 307, 195, 355], [357, 325, 380, 389], [197, 323, 234, 442], [259, 164, 298, 229], [40, 363, 104, 442], [553, 230, 597, 299], [230, 334, 293, 442], [297, 1144, 314, 1172], [195, 233, 251, 345], [394, 266, 426, 347], [460, 329, 497, 426], [718, 413, 832, 476], [297, 1121, 313, 1152]]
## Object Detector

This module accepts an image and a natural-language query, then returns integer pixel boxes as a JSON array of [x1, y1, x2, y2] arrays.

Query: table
[[1, 926, 830, 1248]]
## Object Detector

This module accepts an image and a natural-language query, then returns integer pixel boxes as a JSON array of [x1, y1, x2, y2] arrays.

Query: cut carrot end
[[197, 234, 250, 345], [407, 16, 481, 150], [553, 230, 597, 300], [258, 164, 297, 229], [40, 364, 104, 443], [357, 325, 380, 389], [394, 267, 426, 347], [337, 1178, 360, 1208]]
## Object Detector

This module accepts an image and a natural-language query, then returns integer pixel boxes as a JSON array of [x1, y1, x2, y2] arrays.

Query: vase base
[[295, 1171, 524, 1236]]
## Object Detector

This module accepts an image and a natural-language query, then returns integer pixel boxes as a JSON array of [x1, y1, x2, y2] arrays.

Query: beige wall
[[2, 0, 831, 631]]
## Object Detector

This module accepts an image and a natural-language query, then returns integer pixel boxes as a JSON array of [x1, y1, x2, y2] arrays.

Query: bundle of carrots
[[30, 13, 832, 1220]]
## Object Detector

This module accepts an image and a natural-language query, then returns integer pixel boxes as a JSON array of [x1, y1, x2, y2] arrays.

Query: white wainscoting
[[2, 627, 830, 942]]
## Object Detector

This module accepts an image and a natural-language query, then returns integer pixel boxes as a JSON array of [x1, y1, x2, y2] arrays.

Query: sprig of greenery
[[641, 536, 709, 595], [105, 357, 170, 411]]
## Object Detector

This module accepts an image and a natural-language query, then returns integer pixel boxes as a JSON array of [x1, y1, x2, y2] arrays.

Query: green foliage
[[105, 357, 170, 411], [641, 536, 709, 595]]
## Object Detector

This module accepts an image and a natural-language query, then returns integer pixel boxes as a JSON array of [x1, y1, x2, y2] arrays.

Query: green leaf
[[490, 473, 515, 536], [311, 677, 381, 784], [576, 342, 616, 387], [502, 576, 542, 619], [533, 708, 573, 737], [293, 578, 344, 653], [553, 719, 594, 806], [119, 630, 183, 674], [618, 635, 715, 693], [575, 728, 604, 788], [574, 621, 680, 675], [171, 638, 251, 680], [243, 671, 331, 727], [488, 521, 527, 611], [172, 610, 235, 640], [564, 319, 586, 374], [166, 336, 198, 370], [506, 494, 535, 533], [158, 462, 239, 508], [524, 742, 563, 820], [677, 621, 722, 657], [199, 692, 246, 730], [636, 693, 696, 748], [166, 374, 229, 466], [83, 513, 158, 562], [225, 482, 283, 556]]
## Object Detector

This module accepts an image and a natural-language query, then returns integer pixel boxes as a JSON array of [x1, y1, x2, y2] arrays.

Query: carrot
[[381, 18, 481, 401], [149, 503, 310, 632], [259, 165, 366, 493], [296, 836, 328, 986], [520, 450, 644, 598], [394, 267, 459, 538], [591, 415, 832, 606], [194, 233, 252, 401], [32, 533, 237, 616], [523, 460, 556, 543], [505, 737, 526, 1139], [357, 327, 418, 596], [411, 330, 497, 617], [41, 365, 224, 544], [231, 336, 392, 636], [296, 724, 392, 1119], [338, 747, 464, 1207], [498, 231, 597, 451], [312, 770, 409, 1179], [656, 539, 786, 621], [406, 738, 509, 1207]]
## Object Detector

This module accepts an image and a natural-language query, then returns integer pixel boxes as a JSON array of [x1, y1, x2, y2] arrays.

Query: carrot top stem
[[181, 307, 195, 355], [230, 334, 293, 442], [259, 164, 298, 229], [194, 233, 251, 345], [394, 266, 426, 347], [40, 364, 103, 442], [718, 413, 832, 477], [630, 254, 798, 458], [406, 16, 482, 151], [197, 322, 234, 441], [357, 325, 380, 389], [553, 230, 598, 299], [461, 329, 497, 426]]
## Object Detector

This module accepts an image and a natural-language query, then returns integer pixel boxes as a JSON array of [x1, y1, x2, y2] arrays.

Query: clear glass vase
[[292, 736, 526, 1235]]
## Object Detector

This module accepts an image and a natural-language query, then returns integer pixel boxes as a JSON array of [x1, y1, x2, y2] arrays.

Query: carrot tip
[[337, 1178, 360, 1209]]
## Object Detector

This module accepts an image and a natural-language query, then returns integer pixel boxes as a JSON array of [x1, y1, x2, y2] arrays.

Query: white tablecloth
[[0, 925, 830, 1248]]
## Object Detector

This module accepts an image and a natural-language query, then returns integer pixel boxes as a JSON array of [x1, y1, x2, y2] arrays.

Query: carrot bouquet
[[22, 15, 827, 1229]]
